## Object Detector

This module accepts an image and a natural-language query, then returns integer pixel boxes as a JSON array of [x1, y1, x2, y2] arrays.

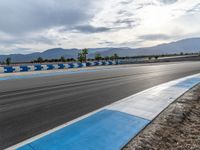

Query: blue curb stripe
[[174, 77, 200, 88], [18, 109, 150, 150]]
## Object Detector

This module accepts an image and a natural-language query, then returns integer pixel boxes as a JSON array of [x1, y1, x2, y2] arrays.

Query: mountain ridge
[[0, 37, 200, 62]]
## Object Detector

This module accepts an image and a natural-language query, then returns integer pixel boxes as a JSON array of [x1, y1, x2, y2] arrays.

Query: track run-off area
[[1, 61, 200, 149]]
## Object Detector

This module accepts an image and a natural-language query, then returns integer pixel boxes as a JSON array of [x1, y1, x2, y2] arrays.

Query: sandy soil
[[123, 84, 200, 150]]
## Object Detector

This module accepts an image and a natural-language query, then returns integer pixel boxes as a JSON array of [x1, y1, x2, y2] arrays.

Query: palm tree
[[110, 56, 114, 61], [78, 52, 84, 63], [95, 53, 102, 62], [6, 57, 11, 66], [60, 56, 66, 62], [113, 53, 119, 62], [154, 56, 159, 60], [82, 48, 88, 62], [105, 56, 110, 61], [37, 57, 43, 63]]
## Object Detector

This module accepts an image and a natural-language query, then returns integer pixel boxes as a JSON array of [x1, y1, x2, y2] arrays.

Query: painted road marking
[[7, 73, 200, 150], [17, 110, 149, 150]]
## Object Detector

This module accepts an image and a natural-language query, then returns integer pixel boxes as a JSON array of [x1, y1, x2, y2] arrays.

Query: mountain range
[[0, 37, 200, 62]]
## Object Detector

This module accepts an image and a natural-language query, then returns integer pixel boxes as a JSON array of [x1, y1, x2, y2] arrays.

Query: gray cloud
[[10, 47, 35, 54], [0, 35, 55, 46], [160, 0, 178, 4], [117, 10, 133, 17], [98, 40, 143, 47], [187, 3, 200, 13], [134, 2, 157, 10], [114, 19, 137, 28], [120, 0, 133, 5], [139, 34, 170, 41], [0, 0, 99, 35], [73, 25, 111, 33], [98, 41, 115, 45]]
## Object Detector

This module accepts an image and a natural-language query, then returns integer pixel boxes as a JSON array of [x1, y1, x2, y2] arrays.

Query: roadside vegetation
[[32, 49, 119, 64], [0, 51, 200, 66]]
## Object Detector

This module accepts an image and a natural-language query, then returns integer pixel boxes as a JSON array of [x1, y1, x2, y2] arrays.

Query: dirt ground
[[123, 84, 200, 150]]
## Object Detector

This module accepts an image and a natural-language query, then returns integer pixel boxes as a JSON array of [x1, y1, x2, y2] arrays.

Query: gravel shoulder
[[123, 84, 200, 150]]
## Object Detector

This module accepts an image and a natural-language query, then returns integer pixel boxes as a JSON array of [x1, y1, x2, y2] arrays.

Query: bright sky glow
[[0, 0, 199, 54]]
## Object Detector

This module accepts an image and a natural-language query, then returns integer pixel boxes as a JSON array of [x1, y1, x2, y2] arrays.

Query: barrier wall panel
[[58, 64, 65, 69], [53, 64, 59, 69], [28, 66, 35, 71], [41, 65, 48, 70], [46, 64, 54, 70], [13, 66, 21, 72], [67, 63, 74, 68], [0, 67, 4, 73], [4, 66, 14, 73], [34, 65, 43, 71], [20, 66, 29, 72]]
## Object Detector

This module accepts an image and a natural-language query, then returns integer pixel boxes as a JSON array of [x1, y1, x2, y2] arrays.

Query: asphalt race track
[[1, 62, 200, 149]]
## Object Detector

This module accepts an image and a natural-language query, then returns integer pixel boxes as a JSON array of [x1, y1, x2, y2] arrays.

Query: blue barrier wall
[[20, 66, 30, 72], [4, 66, 15, 73], [0, 61, 118, 73], [58, 64, 65, 69], [67, 63, 74, 68], [47, 64, 54, 70], [34, 65, 43, 71]]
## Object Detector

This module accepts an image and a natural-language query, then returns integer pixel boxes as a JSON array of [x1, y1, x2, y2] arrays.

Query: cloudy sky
[[0, 0, 200, 54]]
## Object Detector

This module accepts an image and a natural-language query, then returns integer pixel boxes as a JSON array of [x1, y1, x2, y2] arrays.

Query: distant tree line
[[32, 49, 119, 63], [77, 49, 119, 63], [1, 51, 200, 65], [32, 57, 76, 63]]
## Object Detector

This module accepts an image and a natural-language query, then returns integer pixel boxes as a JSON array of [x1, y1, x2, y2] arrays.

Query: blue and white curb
[[7, 73, 200, 150], [0, 61, 117, 73]]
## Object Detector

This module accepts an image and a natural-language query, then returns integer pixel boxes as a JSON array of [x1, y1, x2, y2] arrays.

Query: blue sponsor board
[[4, 66, 15, 73], [46, 64, 54, 70], [94, 62, 99, 66], [102, 61, 106, 65], [20, 66, 30, 72], [34, 65, 43, 71], [77, 63, 83, 68], [86, 62, 91, 66], [67, 63, 74, 68], [58, 64, 65, 69]]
